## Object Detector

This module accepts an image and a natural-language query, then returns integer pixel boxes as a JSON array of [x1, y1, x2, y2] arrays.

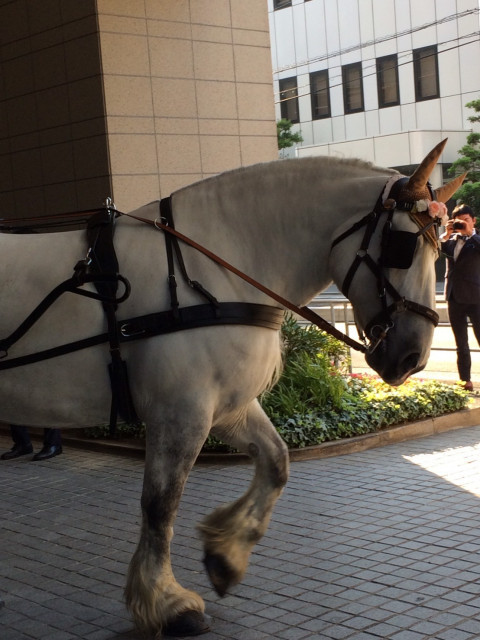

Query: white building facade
[[269, 0, 480, 185]]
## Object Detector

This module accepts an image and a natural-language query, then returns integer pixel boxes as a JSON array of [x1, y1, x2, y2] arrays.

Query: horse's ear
[[435, 172, 468, 203], [407, 138, 448, 191]]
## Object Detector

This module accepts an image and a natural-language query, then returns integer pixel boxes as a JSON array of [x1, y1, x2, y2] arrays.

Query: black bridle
[[331, 190, 440, 354]]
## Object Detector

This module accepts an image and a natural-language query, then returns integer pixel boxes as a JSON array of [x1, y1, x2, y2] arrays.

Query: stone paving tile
[[2, 426, 480, 639]]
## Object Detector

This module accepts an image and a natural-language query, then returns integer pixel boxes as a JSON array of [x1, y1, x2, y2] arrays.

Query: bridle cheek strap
[[332, 199, 439, 354], [364, 298, 439, 353]]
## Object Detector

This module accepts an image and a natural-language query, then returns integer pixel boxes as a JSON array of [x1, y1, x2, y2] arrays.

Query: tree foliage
[[448, 100, 480, 209], [452, 181, 480, 214], [277, 118, 303, 150]]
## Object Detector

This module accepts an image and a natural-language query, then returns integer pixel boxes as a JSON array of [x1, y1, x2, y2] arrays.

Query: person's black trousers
[[11, 425, 62, 448], [447, 298, 480, 381]]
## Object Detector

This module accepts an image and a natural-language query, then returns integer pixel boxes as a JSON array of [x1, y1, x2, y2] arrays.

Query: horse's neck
[[173, 165, 390, 306]]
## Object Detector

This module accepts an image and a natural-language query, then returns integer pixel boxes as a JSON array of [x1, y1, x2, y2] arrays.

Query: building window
[[413, 45, 439, 101], [274, 0, 291, 9], [279, 77, 299, 123], [310, 70, 330, 119], [342, 62, 364, 114], [377, 54, 399, 108]]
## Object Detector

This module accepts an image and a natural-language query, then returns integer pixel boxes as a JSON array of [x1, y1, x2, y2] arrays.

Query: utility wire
[[274, 34, 480, 106], [272, 7, 480, 74]]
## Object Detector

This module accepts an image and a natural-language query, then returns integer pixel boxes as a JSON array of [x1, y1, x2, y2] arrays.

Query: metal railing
[[306, 294, 480, 355]]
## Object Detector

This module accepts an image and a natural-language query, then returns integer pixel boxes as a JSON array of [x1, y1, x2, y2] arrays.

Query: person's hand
[[443, 218, 455, 239]]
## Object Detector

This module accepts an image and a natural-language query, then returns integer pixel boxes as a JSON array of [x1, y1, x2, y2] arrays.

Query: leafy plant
[[83, 317, 469, 452], [268, 375, 468, 449], [449, 99, 480, 182], [448, 99, 480, 209], [277, 118, 303, 150]]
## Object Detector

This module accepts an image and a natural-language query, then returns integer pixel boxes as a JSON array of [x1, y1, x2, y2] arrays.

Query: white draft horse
[[0, 140, 464, 636]]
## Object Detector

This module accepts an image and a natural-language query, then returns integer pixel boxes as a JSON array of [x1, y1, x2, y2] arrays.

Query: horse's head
[[329, 139, 466, 386]]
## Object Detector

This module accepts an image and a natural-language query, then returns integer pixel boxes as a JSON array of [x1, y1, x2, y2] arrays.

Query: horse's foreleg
[[125, 414, 210, 637], [198, 399, 289, 596]]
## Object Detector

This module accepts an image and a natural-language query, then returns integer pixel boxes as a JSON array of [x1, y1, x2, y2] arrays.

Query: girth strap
[[0, 302, 285, 371]]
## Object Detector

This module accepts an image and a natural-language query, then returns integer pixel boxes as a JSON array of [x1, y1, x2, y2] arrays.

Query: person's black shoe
[[32, 445, 63, 461], [1, 444, 33, 460]]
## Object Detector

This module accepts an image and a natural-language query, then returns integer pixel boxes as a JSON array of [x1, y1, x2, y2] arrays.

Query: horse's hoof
[[203, 553, 237, 597], [163, 610, 210, 637]]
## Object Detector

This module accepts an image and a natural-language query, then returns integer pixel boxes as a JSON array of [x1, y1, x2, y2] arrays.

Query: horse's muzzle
[[366, 343, 426, 386]]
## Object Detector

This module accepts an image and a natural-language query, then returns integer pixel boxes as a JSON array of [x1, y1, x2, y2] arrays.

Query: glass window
[[274, 0, 291, 9], [279, 77, 299, 123], [413, 46, 439, 101], [342, 62, 364, 114], [310, 70, 331, 119], [377, 54, 400, 108]]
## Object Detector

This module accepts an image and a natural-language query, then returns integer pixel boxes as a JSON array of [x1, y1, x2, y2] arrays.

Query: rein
[[121, 187, 439, 355], [0, 179, 441, 377], [121, 201, 368, 354]]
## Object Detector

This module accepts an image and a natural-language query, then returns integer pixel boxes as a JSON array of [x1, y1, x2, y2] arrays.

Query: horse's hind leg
[[125, 410, 211, 638], [198, 399, 289, 596]]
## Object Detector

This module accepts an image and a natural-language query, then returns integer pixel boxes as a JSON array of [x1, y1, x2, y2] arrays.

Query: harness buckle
[[356, 249, 368, 259], [120, 323, 146, 338]]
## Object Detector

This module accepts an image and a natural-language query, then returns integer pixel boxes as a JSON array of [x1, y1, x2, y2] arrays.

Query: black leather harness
[[331, 183, 440, 352], [0, 203, 285, 435], [0, 182, 441, 433]]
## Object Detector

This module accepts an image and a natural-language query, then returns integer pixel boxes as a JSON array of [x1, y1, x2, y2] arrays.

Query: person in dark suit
[[440, 203, 480, 391], [1, 425, 62, 461]]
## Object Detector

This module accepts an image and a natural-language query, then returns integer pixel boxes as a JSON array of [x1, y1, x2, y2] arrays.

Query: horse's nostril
[[402, 352, 421, 374]]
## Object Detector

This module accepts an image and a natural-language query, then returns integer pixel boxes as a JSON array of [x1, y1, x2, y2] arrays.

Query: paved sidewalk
[[2, 427, 480, 640]]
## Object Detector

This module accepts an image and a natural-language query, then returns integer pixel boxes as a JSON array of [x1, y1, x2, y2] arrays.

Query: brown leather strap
[[121, 210, 367, 353]]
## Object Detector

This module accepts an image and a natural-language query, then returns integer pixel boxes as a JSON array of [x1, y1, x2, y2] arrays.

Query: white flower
[[415, 199, 429, 213]]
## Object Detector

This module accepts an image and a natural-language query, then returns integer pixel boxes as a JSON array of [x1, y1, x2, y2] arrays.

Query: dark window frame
[[279, 76, 299, 124], [413, 45, 439, 101], [273, 0, 292, 10], [342, 62, 364, 114], [376, 54, 400, 108], [310, 70, 331, 120]]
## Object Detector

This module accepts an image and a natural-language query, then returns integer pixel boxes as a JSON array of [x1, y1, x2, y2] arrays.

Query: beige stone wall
[[1, 0, 277, 217], [98, 0, 277, 211]]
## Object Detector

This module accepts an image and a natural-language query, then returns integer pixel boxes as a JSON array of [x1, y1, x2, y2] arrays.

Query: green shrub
[[260, 316, 468, 449], [84, 422, 145, 439], [83, 316, 470, 450]]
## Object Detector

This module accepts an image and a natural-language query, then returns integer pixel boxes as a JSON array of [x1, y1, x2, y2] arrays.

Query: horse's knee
[[248, 434, 289, 489]]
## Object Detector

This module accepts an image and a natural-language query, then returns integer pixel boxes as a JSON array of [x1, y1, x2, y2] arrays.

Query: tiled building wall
[[98, 0, 278, 210], [0, 0, 110, 218], [0, 0, 277, 217]]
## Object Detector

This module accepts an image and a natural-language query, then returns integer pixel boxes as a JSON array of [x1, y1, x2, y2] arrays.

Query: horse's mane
[[174, 155, 399, 197]]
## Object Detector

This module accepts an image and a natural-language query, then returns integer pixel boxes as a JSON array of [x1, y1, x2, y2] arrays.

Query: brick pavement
[[2, 427, 480, 640]]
